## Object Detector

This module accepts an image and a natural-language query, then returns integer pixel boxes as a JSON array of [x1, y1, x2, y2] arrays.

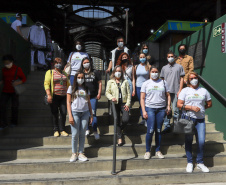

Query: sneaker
[[197, 163, 209, 173], [69, 153, 77, 162], [54, 131, 60, 137], [156, 151, 164, 159], [85, 130, 90, 136], [144, 152, 151, 160], [60, 131, 69, 137], [78, 153, 88, 162], [186, 163, 193, 173], [94, 132, 100, 140]]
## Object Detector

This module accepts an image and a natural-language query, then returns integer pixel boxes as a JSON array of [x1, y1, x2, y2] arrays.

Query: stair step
[[0, 142, 225, 159], [1, 166, 226, 185], [0, 153, 226, 174]]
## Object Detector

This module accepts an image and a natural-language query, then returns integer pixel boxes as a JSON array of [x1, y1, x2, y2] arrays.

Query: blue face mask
[[143, 49, 148, 54], [140, 58, 146, 63]]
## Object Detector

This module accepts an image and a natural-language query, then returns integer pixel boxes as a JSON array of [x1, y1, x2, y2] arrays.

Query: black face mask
[[121, 59, 128, 64], [179, 49, 186, 55]]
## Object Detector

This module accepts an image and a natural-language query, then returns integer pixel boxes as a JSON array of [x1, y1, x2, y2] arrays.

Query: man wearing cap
[[11, 13, 27, 40]]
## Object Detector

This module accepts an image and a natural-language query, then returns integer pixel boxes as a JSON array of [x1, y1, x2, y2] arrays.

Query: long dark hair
[[79, 57, 94, 74], [71, 72, 88, 101]]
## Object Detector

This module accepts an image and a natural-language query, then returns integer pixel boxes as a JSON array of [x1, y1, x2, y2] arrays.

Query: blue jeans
[[145, 107, 166, 152], [163, 93, 179, 128], [71, 110, 90, 153], [87, 98, 98, 132], [183, 115, 206, 164], [136, 86, 143, 119], [69, 75, 74, 85]]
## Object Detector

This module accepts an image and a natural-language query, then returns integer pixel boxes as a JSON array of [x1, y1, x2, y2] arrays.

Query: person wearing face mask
[[0, 55, 26, 129], [44, 58, 70, 137], [140, 43, 151, 65], [177, 72, 212, 173], [66, 40, 89, 84], [67, 72, 93, 162], [140, 66, 171, 160], [116, 52, 135, 98], [80, 57, 102, 139], [106, 36, 131, 73], [175, 44, 194, 85], [105, 66, 131, 146], [160, 51, 185, 134], [134, 53, 151, 125]]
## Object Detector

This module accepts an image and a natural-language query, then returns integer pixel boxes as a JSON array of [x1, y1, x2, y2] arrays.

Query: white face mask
[[118, 42, 124, 48], [83, 63, 90, 69], [168, 57, 174, 63], [77, 78, 84, 85], [115, 72, 121, 78], [190, 79, 198, 86], [76, 44, 82, 51], [5, 63, 13, 69], [151, 73, 159, 79]]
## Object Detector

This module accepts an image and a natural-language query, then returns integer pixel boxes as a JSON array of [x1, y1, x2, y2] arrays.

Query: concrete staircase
[[0, 71, 226, 184]]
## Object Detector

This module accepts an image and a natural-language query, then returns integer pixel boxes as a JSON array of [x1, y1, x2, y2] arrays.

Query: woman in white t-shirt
[[140, 66, 171, 160], [177, 72, 212, 173], [66, 40, 89, 85], [67, 72, 93, 162]]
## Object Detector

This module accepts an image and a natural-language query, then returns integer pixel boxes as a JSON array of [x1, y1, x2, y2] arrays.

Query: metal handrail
[[111, 100, 117, 175], [198, 75, 226, 107]]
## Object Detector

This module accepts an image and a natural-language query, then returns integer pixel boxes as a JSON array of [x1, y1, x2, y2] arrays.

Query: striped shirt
[[53, 70, 67, 96]]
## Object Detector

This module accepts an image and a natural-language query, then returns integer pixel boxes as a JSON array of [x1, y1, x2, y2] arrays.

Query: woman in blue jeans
[[80, 57, 102, 140], [140, 66, 171, 159], [177, 72, 212, 173], [67, 72, 93, 162], [134, 53, 151, 125]]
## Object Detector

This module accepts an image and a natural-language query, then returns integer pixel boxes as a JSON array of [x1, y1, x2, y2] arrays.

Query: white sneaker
[[156, 151, 164, 159], [197, 163, 209, 173], [78, 153, 88, 162], [144, 152, 151, 160], [186, 163, 193, 173], [94, 132, 100, 140], [69, 153, 77, 162], [85, 130, 90, 136]]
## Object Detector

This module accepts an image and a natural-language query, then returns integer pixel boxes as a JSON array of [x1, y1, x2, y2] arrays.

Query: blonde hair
[[187, 71, 199, 86]]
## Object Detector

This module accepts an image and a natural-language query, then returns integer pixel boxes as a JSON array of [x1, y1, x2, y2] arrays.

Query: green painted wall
[[170, 14, 226, 139], [0, 18, 31, 81]]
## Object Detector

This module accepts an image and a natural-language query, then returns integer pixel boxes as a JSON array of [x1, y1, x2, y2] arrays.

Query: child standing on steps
[[67, 72, 93, 162]]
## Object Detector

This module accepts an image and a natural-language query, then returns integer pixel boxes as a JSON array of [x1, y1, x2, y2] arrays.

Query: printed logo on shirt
[[78, 90, 87, 97], [147, 86, 164, 92], [188, 93, 204, 100]]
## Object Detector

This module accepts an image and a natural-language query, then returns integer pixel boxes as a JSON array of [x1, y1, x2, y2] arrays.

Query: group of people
[[0, 35, 212, 173]]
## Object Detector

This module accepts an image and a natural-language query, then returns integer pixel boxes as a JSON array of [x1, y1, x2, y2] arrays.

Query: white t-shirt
[[141, 79, 169, 108], [178, 87, 211, 119], [67, 52, 89, 75], [67, 86, 89, 112], [11, 20, 22, 32]]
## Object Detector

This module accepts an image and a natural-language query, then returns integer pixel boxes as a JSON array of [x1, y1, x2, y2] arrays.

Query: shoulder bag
[[162, 80, 172, 119], [13, 67, 26, 95], [64, 52, 74, 75]]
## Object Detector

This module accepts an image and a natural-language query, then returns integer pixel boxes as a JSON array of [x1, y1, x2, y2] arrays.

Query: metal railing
[[198, 75, 226, 107], [111, 100, 117, 175]]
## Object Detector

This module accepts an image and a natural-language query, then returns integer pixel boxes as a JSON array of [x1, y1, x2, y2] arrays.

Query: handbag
[[162, 80, 172, 119], [13, 67, 26, 95], [44, 70, 52, 105], [64, 52, 74, 75], [173, 107, 195, 135]]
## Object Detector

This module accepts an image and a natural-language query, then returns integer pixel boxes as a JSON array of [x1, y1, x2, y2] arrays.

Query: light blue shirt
[[136, 64, 149, 87]]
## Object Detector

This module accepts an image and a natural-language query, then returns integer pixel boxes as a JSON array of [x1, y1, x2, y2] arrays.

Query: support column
[[216, 0, 221, 19]]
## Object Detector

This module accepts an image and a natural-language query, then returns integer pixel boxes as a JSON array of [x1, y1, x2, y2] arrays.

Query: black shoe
[[162, 127, 171, 135], [118, 143, 123, 147]]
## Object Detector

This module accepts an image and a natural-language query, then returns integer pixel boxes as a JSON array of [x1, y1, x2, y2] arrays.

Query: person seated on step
[[80, 57, 102, 140], [44, 57, 70, 137], [133, 53, 151, 126], [140, 66, 171, 160], [0, 54, 26, 129], [177, 72, 212, 173], [160, 51, 185, 134], [67, 72, 93, 162], [116, 52, 135, 100], [105, 65, 131, 146]]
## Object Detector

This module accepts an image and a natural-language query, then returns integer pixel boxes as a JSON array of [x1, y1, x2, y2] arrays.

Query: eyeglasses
[[189, 77, 198, 80]]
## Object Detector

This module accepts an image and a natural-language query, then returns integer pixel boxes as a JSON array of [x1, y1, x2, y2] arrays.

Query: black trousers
[[0, 92, 19, 126], [115, 102, 130, 139], [49, 94, 67, 132]]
